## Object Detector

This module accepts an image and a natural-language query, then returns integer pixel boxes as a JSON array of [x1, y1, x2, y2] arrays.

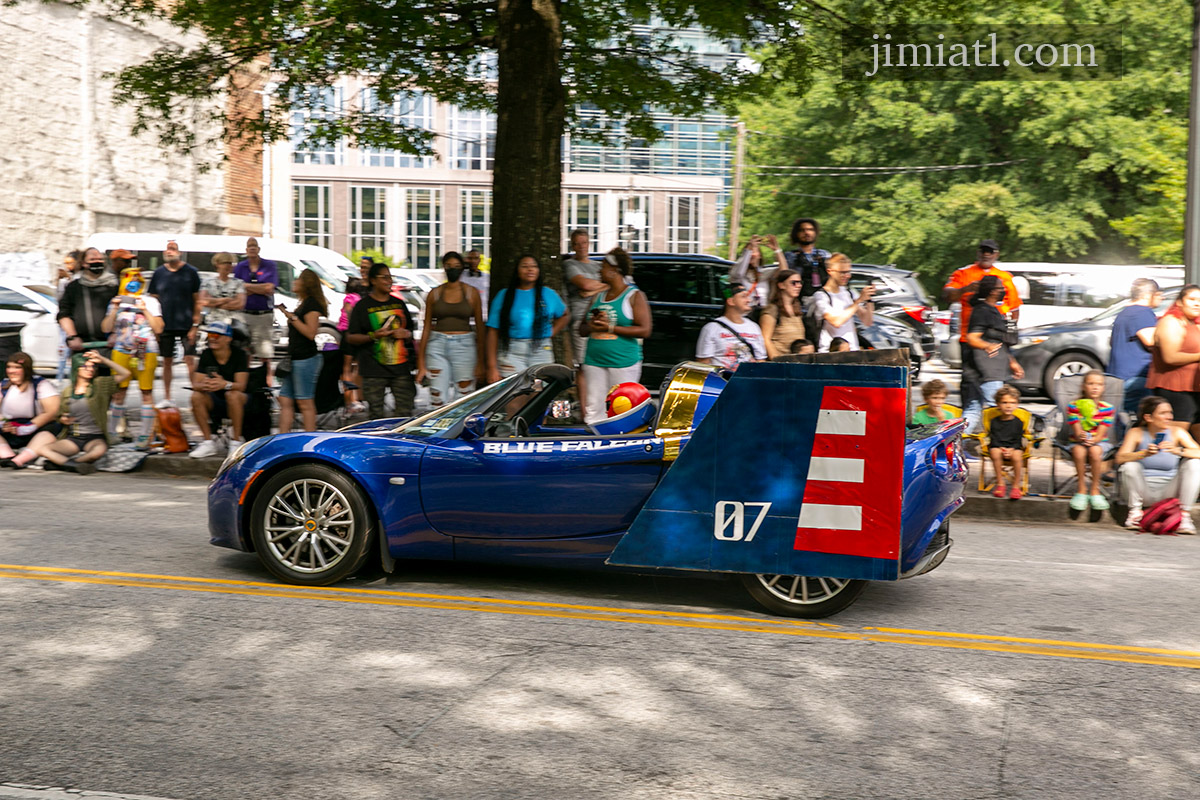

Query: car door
[[636, 259, 718, 386], [0, 287, 57, 371], [420, 433, 665, 539]]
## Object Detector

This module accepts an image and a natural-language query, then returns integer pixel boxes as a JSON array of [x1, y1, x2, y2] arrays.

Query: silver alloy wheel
[[261, 478, 356, 574], [1052, 359, 1093, 383], [753, 574, 851, 605]]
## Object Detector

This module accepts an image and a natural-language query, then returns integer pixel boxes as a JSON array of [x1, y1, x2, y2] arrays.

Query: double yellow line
[[3, 563, 1199, 670]]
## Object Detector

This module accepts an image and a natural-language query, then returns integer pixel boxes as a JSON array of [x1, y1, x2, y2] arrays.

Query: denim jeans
[[964, 380, 1004, 434], [1122, 376, 1148, 416], [278, 354, 321, 400], [497, 339, 554, 378], [425, 332, 478, 407]]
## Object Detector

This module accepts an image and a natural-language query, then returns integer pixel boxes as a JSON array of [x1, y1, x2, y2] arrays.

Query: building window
[[290, 87, 343, 165], [360, 91, 434, 168], [448, 106, 496, 171], [293, 185, 332, 248], [564, 192, 600, 250], [618, 195, 651, 253], [460, 190, 492, 256], [350, 186, 387, 253], [668, 195, 701, 254], [406, 189, 442, 270]]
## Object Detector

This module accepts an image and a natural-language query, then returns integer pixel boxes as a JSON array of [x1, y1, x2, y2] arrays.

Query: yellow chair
[[966, 406, 1044, 494], [913, 403, 962, 423]]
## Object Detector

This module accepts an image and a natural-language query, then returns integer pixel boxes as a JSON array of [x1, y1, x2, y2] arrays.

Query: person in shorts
[[234, 237, 278, 380], [102, 273, 164, 449], [189, 321, 250, 458], [148, 240, 201, 402]]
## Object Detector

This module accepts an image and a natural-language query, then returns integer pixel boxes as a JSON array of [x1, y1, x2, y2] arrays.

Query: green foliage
[[736, 0, 1190, 292]]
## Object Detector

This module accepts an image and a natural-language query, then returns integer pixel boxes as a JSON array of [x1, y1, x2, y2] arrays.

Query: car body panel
[[0, 280, 60, 373], [210, 360, 965, 600]]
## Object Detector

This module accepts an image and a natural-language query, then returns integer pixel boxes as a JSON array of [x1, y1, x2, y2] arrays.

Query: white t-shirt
[[696, 316, 766, 370], [111, 295, 163, 355], [1, 378, 60, 420], [813, 287, 861, 351]]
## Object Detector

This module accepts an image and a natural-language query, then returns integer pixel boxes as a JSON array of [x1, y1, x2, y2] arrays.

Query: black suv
[[624, 253, 932, 388]]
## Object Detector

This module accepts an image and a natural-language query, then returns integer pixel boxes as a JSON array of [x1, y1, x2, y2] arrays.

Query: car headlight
[[1013, 336, 1048, 349], [216, 436, 272, 477]]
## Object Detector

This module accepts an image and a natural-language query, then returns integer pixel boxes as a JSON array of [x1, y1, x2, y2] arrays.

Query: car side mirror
[[462, 412, 488, 440]]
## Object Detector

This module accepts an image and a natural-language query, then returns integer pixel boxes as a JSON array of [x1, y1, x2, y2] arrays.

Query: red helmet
[[606, 382, 651, 417]]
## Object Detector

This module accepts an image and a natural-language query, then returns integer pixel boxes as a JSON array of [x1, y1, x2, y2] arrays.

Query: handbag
[[1139, 498, 1182, 535]]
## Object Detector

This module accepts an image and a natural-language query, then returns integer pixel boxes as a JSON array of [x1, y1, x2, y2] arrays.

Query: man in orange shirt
[[943, 239, 1022, 339], [944, 240, 1023, 435]]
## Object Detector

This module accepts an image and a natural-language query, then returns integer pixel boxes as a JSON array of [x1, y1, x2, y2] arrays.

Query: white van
[[1003, 262, 1184, 329]]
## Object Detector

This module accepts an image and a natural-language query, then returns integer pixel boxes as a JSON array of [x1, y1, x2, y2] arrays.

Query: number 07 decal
[[713, 501, 772, 542]]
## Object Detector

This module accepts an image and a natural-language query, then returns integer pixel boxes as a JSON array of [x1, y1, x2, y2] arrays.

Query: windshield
[[301, 259, 348, 294], [394, 374, 520, 437], [1089, 286, 1181, 322]]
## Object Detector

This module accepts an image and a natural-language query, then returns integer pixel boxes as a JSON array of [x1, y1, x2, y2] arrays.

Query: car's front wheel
[[250, 464, 375, 585], [739, 573, 868, 618]]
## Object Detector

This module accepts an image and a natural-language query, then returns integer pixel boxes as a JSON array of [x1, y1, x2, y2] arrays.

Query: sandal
[[1009, 487, 1024, 500], [992, 486, 1006, 498]]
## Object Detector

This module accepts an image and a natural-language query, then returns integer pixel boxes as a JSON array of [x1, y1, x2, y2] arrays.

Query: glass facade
[[350, 186, 386, 252], [617, 195, 651, 252], [290, 87, 343, 165], [360, 90, 434, 169], [668, 195, 701, 254], [448, 106, 496, 171], [460, 190, 492, 256], [564, 192, 600, 250], [406, 189, 442, 270], [293, 185, 332, 247]]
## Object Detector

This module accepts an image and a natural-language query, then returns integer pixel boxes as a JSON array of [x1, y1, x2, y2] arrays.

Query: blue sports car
[[209, 359, 966, 617]]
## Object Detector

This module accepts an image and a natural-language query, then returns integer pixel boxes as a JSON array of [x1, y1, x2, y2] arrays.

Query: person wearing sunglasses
[[760, 269, 807, 358]]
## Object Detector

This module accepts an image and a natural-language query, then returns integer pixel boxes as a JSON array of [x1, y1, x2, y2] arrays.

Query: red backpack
[[1139, 498, 1182, 535]]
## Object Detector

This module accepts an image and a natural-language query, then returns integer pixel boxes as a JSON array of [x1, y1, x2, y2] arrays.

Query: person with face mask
[[56, 247, 119, 382], [415, 252, 486, 407]]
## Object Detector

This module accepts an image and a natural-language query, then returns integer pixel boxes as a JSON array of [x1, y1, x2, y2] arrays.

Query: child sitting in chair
[[989, 384, 1026, 500], [913, 379, 953, 425], [1067, 369, 1115, 511]]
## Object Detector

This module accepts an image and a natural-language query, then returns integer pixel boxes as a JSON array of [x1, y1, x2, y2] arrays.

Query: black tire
[[1043, 352, 1102, 399], [250, 464, 375, 585], [739, 574, 868, 618]]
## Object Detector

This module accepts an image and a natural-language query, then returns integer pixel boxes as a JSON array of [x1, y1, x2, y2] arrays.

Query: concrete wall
[[0, 3, 240, 277]]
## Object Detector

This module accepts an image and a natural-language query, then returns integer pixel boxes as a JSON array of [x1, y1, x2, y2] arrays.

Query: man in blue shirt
[[234, 237, 279, 382], [1109, 278, 1163, 414]]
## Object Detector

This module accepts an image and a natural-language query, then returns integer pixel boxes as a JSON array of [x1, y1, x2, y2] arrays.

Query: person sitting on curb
[[1115, 395, 1200, 533], [189, 321, 249, 459], [31, 350, 129, 474]]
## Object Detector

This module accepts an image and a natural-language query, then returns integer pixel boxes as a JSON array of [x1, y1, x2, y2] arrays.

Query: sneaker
[[1090, 494, 1110, 511], [189, 438, 222, 459], [1069, 493, 1090, 511], [226, 438, 245, 453], [1125, 506, 1144, 530], [72, 461, 97, 475], [42, 460, 66, 472], [0, 458, 13, 469], [1178, 514, 1196, 535]]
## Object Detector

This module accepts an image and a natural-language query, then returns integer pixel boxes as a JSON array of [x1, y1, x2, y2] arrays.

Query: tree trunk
[[492, 0, 566, 357]]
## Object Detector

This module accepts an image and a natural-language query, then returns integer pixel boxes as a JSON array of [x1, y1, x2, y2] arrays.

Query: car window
[[394, 375, 520, 437], [0, 288, 33, 310], [850, 273, 895, 297], [636, 261, 714, 305], [275, 261, 298, 297], [301, 259, 348, 294]]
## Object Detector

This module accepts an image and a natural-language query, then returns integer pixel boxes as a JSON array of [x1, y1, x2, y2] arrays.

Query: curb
[[135, 454, 220, 480], [955, 493, 1116, 524]]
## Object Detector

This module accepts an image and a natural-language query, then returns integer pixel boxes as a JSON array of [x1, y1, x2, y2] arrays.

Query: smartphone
[[207, 368, 218, 378], [1154, 432, 1167, 445]]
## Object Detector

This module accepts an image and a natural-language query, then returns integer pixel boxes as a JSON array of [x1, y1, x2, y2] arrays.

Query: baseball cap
[[978, 239, 999, 251], [722, 282, 749, 299], [109, 249, 134, 260], [201, 321, 233, 337]]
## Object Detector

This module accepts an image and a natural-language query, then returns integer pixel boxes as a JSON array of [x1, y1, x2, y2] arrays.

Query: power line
[[744, 158, 1024, 175]]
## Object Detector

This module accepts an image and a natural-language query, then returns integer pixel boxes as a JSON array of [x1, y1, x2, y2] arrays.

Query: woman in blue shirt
[[486, 255, 568, 383]]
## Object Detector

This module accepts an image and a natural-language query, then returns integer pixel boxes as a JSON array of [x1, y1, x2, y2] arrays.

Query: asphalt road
[[1, 472, 1198, 800]]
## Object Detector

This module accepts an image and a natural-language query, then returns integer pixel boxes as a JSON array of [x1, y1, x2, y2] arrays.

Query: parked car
[[848, 265, 937, 361], [0, 279, 60, 373], [1010, 288, 1179, 398], [208, 361, 964, 618], [628, 253, 929, 388]]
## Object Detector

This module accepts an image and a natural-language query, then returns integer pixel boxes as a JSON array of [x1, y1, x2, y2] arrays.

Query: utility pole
[[1186, 0, 1200, 283], [727, 121, 746, 261]]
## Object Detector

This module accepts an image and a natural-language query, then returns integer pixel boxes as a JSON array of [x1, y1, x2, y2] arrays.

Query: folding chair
[[1048, 374, 1125, 498], [967, 406, 1044, 494]]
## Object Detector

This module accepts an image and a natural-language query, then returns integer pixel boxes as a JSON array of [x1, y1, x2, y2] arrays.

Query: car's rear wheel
[[1044, 352, 1102, 398], [739, 573, 868, 618], [315, 323, 341, 352], [250, 464, 374, 585]]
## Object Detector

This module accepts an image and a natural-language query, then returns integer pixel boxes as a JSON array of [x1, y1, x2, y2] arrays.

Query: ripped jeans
[[497, 338, 554, 378], [425, 331, 477, 407]]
